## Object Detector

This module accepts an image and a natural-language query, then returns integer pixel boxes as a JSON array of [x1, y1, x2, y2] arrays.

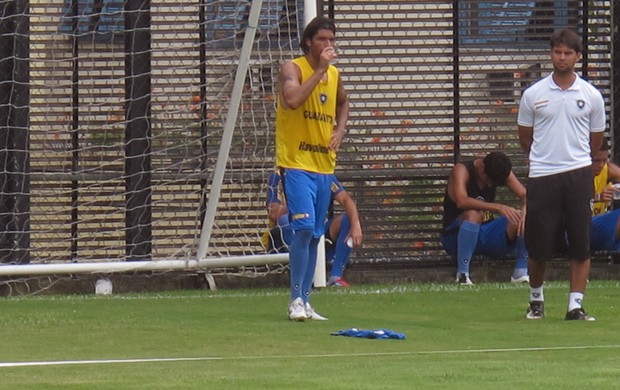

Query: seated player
[[440, 152, 529, 285], [591, 139, 620, 252], [261, 171, 362, 286]]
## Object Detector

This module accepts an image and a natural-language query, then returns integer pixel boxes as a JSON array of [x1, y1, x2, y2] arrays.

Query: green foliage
[[1, 281, 620, 389]]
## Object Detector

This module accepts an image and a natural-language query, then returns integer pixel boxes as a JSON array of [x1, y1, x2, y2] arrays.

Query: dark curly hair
[[483, 152, 512, 187], [300, 17, 336, 55]]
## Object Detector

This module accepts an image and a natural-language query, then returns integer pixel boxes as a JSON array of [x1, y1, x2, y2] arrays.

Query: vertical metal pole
[[327, 0, 334, 20], [304, 0, 317, 26], [0, 1, 14, 262], [0, 0, 30, 264], [581, 0, 589, 79], [70, 0, 80, 260], [301, 0, 326, 287], [452, 0, 460, 163], [125, 0, 152, 260], [612, 0, 620, 163], [198, 0, 208, 237]]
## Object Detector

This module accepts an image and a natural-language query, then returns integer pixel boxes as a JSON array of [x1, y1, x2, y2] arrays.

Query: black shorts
[[525, 166, 593, 261]]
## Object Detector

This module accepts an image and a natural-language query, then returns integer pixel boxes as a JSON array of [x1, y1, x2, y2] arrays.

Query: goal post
[[196, 0, 265, 261], [303, 0, 327, 288]]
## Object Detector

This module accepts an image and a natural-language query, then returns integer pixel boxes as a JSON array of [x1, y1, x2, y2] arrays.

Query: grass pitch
[[2, 280, 620, 389]]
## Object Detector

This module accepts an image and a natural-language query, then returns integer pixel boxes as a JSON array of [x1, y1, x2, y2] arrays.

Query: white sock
[[530, 286, 544, 302], [568, 292, 584, 311]]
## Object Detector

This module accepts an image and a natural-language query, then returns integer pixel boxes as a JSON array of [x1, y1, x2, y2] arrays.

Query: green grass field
[[2, 280, 620, 389]]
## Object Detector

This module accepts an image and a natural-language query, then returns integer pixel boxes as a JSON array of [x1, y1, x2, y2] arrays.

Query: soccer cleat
[[565, 308, 596, 321], [456, 273, 474, 285], [526, 300, 545, 319], [327, 278, 350, 287], [510, 275, 530, 284], [304, 302, 328, 321], [287, 297, 306, 321]]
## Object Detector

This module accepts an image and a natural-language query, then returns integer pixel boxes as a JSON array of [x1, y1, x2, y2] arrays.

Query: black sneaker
[[526, 301, 544, 319], [565, 308, 596, 321]]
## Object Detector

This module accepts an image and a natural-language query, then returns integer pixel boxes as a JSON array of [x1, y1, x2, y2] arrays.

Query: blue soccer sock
[[513, 235, 529, 278], [289, 228, 313, 302], [301, 235, 321, 303], [457, 221, 480, 275], [329, 214, 352, 279]]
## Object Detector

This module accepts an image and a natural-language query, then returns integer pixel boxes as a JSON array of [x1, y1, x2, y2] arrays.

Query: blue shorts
[[282, 168, 333, 238], [440, 216, 515, 257], [591, 209, 620, 252]]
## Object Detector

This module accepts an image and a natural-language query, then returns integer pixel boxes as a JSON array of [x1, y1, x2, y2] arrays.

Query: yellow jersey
[[275, 56, 339, 174], [593, 163, 609, 216]]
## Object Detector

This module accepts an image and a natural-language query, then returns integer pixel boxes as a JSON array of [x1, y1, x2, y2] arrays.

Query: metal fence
[[331, 0, 614, 264], [0, 1, 616, 266]]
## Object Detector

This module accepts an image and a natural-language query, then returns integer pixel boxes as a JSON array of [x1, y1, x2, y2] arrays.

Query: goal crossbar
[[0, 254, 289, 277]]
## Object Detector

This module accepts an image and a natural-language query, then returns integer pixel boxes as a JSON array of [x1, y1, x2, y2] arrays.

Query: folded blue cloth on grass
[[331, 328, 406, 340]]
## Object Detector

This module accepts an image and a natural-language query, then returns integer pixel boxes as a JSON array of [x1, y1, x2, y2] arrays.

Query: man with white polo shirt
[[517, 28, 606, 321]]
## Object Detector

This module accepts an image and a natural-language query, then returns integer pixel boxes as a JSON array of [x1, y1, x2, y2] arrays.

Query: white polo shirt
[[517, 73, 606, 178]]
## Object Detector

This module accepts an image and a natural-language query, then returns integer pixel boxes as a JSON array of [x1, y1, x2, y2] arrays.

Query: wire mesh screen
[[331, 0, 612, 263], [0, 0, 613, 267]]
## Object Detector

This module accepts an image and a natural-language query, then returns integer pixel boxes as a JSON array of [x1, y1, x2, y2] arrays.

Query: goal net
[[0, 0, 305, 286]]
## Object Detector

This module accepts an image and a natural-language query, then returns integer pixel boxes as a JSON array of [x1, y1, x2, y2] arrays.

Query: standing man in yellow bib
[[275, 17, 350, 321]]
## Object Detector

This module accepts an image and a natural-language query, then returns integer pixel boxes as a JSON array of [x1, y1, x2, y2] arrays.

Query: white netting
[[21, 0, 303, 266]]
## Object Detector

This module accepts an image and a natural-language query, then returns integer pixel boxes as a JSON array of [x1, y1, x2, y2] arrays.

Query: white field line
[[2, 344, 620, 368]]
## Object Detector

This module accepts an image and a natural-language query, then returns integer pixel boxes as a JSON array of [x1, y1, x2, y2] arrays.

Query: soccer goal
[[0, 0, 318, 286]]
